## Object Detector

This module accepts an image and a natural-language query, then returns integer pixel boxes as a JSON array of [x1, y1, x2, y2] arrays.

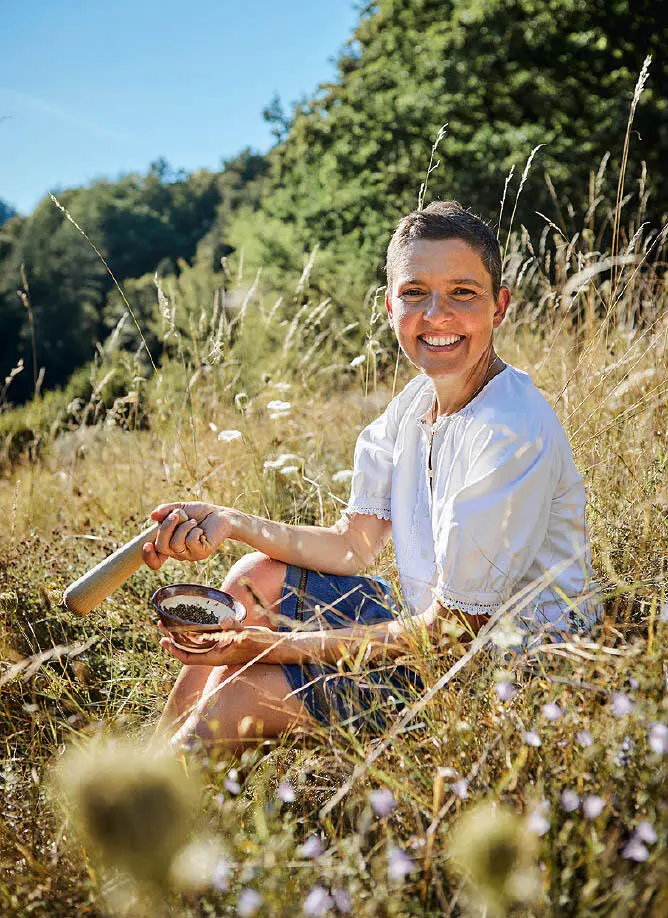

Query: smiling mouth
[[419, 333, 464, 350]]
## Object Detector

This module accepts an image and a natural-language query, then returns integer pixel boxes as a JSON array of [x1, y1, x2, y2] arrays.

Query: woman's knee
[[222, 552, 287, 626]]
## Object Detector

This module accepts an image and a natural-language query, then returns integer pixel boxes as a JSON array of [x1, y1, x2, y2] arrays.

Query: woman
[[144, 201, 598, 752]]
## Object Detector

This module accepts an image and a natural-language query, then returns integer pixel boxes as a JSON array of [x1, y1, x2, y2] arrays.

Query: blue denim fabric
[[279, 565, 423, 731]]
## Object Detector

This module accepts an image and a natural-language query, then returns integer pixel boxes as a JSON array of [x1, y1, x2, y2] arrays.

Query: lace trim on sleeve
[[434, 586, 502, 618], [343, 505, 392, 521]]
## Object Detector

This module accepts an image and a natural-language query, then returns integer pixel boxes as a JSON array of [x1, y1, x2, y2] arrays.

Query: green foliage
[[0, 198, 16, 226]]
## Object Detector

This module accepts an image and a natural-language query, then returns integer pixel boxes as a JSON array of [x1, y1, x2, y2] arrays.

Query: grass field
[[0, 159, 666, 916]]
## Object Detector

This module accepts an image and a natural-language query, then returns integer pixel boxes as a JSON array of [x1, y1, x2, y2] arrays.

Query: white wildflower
[[303, 885, 334, 916], [582, 795, 605, 819], [237, 888, 262, 916], [622, 838, 649, 862], [369, 788, 397, 817], [217, 429, 242, 442], [635, 821, 657, 844], [332, 469, 354, 483], [560, 789, 579, 813], [387, 845, 414, 879], [541, 702, 562, 722], [648, 722, 668, 755], [349, 355, 366, 368], [300, 835, 324, 859], [496, 679, 517, 702], [527, 809, 550, 836], [452, 779, 469, 799], [280, 465, 300, 477], [277, 780, 296, 803], [332, 887, 352, 913], [611, 692, 634, 717], [522, 730, 542, 747], [576, 729, 593, 748]]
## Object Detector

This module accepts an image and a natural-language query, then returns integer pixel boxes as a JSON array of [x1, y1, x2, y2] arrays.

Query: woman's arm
[[142, 501, 392, 576], [160, 600, 489, 667]]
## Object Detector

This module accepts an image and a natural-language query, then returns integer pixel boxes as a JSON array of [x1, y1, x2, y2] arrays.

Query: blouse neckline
[[418, 364, 512, 428]]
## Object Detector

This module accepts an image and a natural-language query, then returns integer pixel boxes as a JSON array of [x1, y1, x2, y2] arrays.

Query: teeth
[[423, 334, 462, 346]]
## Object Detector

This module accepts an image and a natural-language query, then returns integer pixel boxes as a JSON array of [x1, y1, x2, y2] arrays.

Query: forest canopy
[[1, 0, 665, 402]]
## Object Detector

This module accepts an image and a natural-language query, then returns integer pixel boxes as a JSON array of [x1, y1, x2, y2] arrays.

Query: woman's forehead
[[392, 238, 491, 285]]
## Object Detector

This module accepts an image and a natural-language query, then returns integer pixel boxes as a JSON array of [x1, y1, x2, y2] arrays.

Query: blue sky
[[0, 0, 360, 215]]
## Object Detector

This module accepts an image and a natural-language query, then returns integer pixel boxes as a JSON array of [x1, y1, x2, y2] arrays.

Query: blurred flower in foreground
[[560, 789, 579, 813], [370, 788, 396, 817], [332, 469, 354, 484], [349, 354, 366, 367], [622, 838, 649, 862], [527, 801, 550, 837], [495, 679, 516, 702], [51, 738, 197, 891], [217, 429, 242, 442], [522, 730, 542, 747], [449, 803, 540, 914], [238, 888, 262, 916], [388, 844, 414, 880], [648, 722, 668, 755], [635, 820, 657, 844], [490, 618, 523, 649], [541, 702, 562, 722], [300, 835, 324, 859], [267, 399, 291, 420], [169, 838, 229, 893], [332, 887, 352, 913], [582, 795, 605, 819], [303, 885, 334, 916], [611, 692, 634, 717], [277, 780, 296, 803], [576, 729, 593, 748]]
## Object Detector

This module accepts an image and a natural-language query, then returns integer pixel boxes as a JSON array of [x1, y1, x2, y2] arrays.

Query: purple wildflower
[[622, 838, 649, 862], [582, 795, 605, 819], [332, 888, 352, 914], [648, 722, 668, 755], [300, 835, 324, 859], [224, 776, 241, 795], [496, 680, 516, 702], [278, 780, 296, 803], [611, 692, 634, 717], [628, 676, 639, 690], [303, 885, 334, 916], [388, 845, 414, 880], [451, 779, 469, 799], [370, 788, 397, 817], [560, 789, 579, 813], [211, 857, 231, 892], [237, 888, 262, 917], [542, 702, 562, 722], [522, 730, 542, 747], [635, 821, 657, 844], [576, 730, 593, 748]]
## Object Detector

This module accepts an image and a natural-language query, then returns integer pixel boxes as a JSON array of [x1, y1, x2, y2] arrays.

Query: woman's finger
[[170, 518, 198, 555]]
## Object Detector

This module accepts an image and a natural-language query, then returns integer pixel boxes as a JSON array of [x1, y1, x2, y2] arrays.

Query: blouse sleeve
[[344, 409, 397, 521], [433, 424, 559, 617]]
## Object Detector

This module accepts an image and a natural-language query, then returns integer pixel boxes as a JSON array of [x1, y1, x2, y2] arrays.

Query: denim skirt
[[278, 565, 423, 732]]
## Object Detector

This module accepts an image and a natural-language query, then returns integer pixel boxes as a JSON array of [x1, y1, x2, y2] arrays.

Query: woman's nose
[[423, 292, 454, 321]]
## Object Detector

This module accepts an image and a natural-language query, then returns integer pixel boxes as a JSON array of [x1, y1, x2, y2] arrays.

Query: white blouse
[[345, 365, 600, 636]]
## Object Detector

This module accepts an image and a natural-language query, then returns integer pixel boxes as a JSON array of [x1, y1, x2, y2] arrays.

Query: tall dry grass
[[0, 105, 666, 916]]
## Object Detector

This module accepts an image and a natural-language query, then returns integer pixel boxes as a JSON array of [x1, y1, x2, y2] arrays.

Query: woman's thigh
[[184, 662, 314, 751]]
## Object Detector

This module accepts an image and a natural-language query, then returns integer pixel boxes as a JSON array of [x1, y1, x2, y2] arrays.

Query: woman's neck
[[431, 350, 505, 418]]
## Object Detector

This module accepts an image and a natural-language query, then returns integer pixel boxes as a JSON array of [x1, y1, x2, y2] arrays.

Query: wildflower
[[648, 722, 668, 755], [490, 618, 523, 649], [527, 809, 550, 836], [611, 692, 634, 717], [452, 779, 469, 799], [277, 780, 296, 803], [622, 838, 649, 862], [449, 803, 540, 912], [51, 738, 197, 889], [267, 399, 291, 419], [521, 730, 542, 748], [303, 885, 334, 916], [576, 730, 593, 748], [582, 795, 605, 819], [237, 888, 262, 916], [332, 887, 352, 913], [349, 355, 366, 367], [225, 769, 241, 795], [560, 789, 579, 813], [387, 844, 414, 880], [615, 736, 634, 767], [332, 469, 354, 483], [370, 788, 397, 817], [300, 835, 324, 859], [217, 429, 242, 442], [541, 702, 562, 722], [280, 465, 301, 477], [495, 680, 516, 702], [628, 676, 639, 690], [635, 821, 657, 844], [212, 856, 231, 892]]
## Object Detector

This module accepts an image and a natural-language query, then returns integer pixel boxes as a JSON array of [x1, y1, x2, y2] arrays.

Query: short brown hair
[[385, 201, 502, 298]]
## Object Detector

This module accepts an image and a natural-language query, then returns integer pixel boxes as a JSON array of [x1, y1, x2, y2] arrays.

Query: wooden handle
[[63, 522, 160, 615]]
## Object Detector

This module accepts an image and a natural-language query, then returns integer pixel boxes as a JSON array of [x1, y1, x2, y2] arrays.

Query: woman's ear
[[385, 289, 394, 324], [493, 286, 511, 328]]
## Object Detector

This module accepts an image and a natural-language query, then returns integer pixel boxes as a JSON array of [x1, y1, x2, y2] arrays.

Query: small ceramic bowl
[[152, 583, 246, 654]]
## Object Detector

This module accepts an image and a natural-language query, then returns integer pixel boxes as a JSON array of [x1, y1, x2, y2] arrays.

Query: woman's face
[[386, 238, 510, 380]]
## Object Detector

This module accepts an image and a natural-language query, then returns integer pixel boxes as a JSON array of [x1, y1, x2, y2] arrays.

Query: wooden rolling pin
[[63, 510, 188, 614]]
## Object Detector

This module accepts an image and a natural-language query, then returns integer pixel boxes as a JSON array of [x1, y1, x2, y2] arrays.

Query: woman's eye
[[402, 288, 424, 297], [453, 287, 476, 297]]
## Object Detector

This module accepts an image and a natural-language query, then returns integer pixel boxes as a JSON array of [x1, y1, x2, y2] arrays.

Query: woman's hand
[[159, 625, 277, 666], [142, 501, 233, 569]]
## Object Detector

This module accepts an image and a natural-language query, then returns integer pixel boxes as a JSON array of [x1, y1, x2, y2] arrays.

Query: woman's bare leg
[[171, 662, 311, 756], [156, 553, 288, 736]]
